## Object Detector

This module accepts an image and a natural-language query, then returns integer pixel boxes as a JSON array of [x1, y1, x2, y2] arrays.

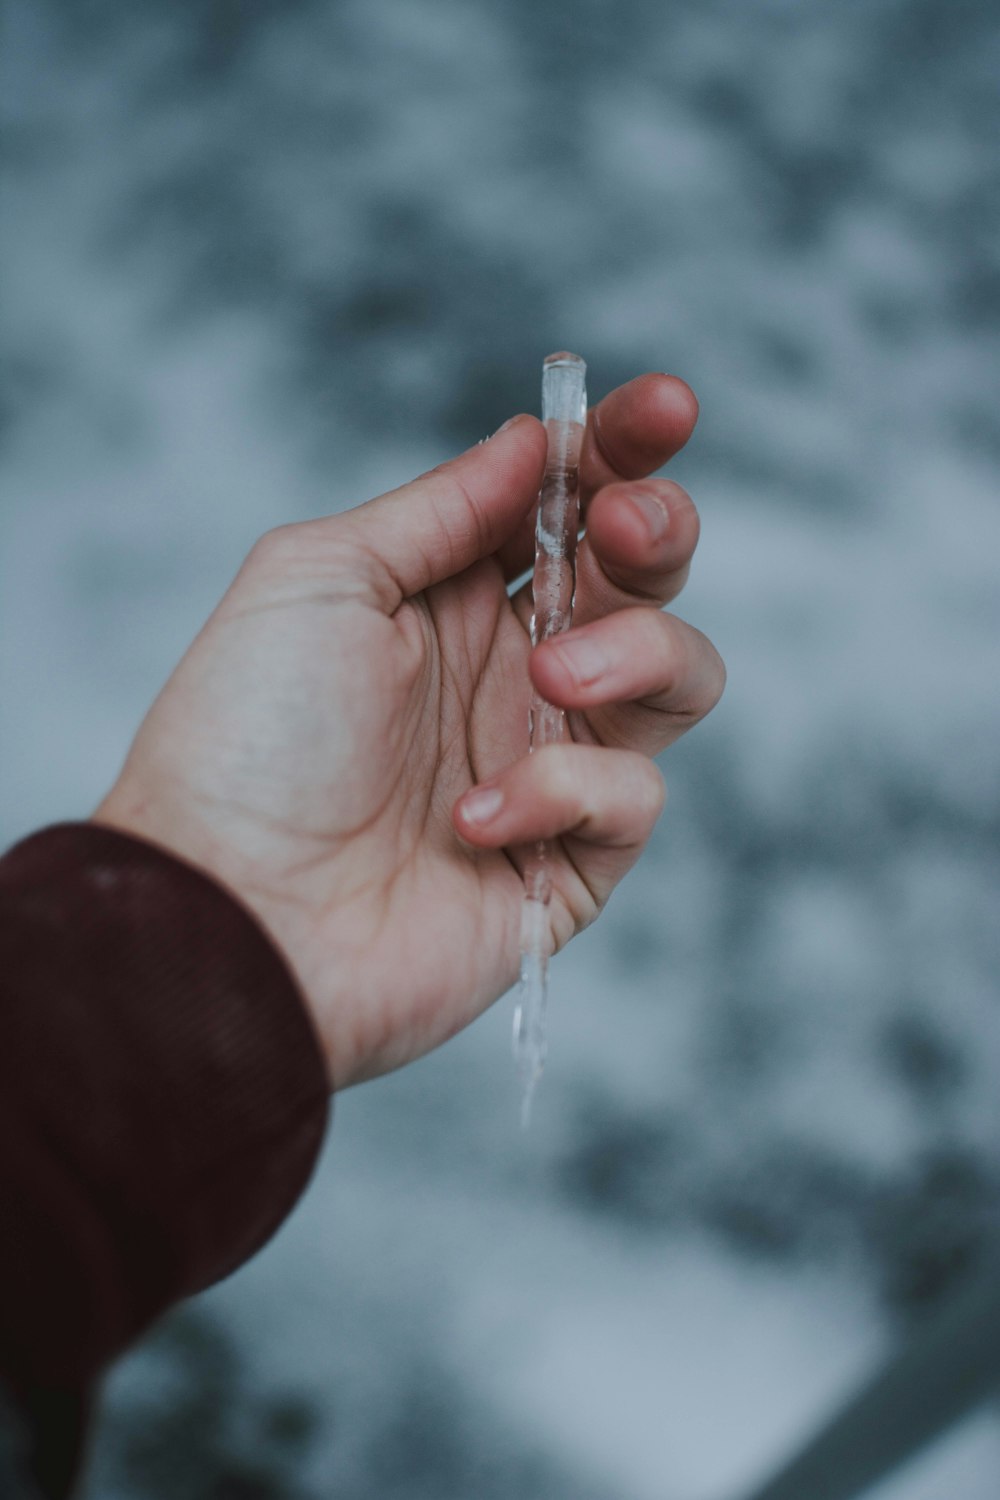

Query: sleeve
[[0, 822, 331, 1497]]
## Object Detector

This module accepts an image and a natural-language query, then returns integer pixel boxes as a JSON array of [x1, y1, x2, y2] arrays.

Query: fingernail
[[551, 634, 612, 686], [491, 414, 524, 438], [461, 785, 504, 825], [630, 489, 670, 541]]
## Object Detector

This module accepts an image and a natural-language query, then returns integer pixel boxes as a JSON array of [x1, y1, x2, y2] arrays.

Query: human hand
[[92, 374, 724, 1088]]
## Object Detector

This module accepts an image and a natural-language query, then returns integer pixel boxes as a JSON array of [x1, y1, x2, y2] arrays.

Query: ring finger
[[529, 606, 726, 757]]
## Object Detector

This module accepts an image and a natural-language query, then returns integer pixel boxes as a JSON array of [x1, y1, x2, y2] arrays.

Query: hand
[[92, 374, 724, 1088]]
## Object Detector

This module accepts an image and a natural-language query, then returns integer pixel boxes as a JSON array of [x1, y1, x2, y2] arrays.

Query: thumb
[[340, 414, 546, 607]]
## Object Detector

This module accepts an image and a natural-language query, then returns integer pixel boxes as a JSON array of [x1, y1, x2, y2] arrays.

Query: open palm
[[94, 376, 724, 1087]]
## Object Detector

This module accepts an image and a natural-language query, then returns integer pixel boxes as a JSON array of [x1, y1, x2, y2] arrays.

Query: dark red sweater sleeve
[[0, 822, 331, 1495]]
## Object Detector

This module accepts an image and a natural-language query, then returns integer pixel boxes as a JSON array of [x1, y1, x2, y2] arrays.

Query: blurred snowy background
[[3, 1, 999, 1496]]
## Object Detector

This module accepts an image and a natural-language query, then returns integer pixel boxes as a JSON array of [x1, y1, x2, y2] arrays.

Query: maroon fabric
[[0, 822, 331, 1495]]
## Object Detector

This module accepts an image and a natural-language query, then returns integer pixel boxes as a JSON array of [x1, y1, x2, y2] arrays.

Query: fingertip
[[586, 373, 700, 490], [618, 374, 699, 453], [586, 478, 700, 572], [650, 372, 699, 431], [644, 758, 669, 819], [486, 412, 545, 458], [528, 637, 580, 707], [490, 411, 538, 438], [346, 411, 549, 606]]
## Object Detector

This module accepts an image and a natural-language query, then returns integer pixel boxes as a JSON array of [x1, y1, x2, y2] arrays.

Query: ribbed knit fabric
[[0, 822, 331, 1496]]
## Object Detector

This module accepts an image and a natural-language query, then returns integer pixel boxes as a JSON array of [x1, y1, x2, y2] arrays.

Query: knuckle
[[689, 632, 727, 717], [649, 610, 684, 683], [247, 523, 303, 569], [414, 468, 492, 575], [248, 517, 367, 584], [706, 642, 727, 708], [535, 748, 583, 811], [655, 620, 725, 721]]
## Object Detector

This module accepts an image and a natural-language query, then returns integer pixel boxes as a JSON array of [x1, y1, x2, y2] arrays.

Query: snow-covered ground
[[3, 2, 999, 1495]]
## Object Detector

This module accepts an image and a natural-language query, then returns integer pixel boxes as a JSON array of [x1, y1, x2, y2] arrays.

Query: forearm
[[0, 823, 330, 1494]]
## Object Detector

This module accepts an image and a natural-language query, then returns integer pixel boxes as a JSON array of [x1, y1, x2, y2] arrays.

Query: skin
[[92, 374, 725, 1089]]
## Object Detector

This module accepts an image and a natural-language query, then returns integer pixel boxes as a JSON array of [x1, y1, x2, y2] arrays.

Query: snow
[[3, 1, 999, 1495]]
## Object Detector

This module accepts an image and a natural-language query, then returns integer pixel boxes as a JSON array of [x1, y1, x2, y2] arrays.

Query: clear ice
[[513, 351, 587, 1126]]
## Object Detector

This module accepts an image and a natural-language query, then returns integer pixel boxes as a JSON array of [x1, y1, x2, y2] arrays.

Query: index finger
[[496, 373, 699, 583], [581, 372, 699, 505]]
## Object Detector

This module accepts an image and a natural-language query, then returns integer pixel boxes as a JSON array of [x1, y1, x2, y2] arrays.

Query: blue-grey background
[[3, 2, 999, 1496]]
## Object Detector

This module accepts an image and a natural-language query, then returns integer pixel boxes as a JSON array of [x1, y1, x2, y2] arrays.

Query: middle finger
[[510, 476, 700, 633]]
